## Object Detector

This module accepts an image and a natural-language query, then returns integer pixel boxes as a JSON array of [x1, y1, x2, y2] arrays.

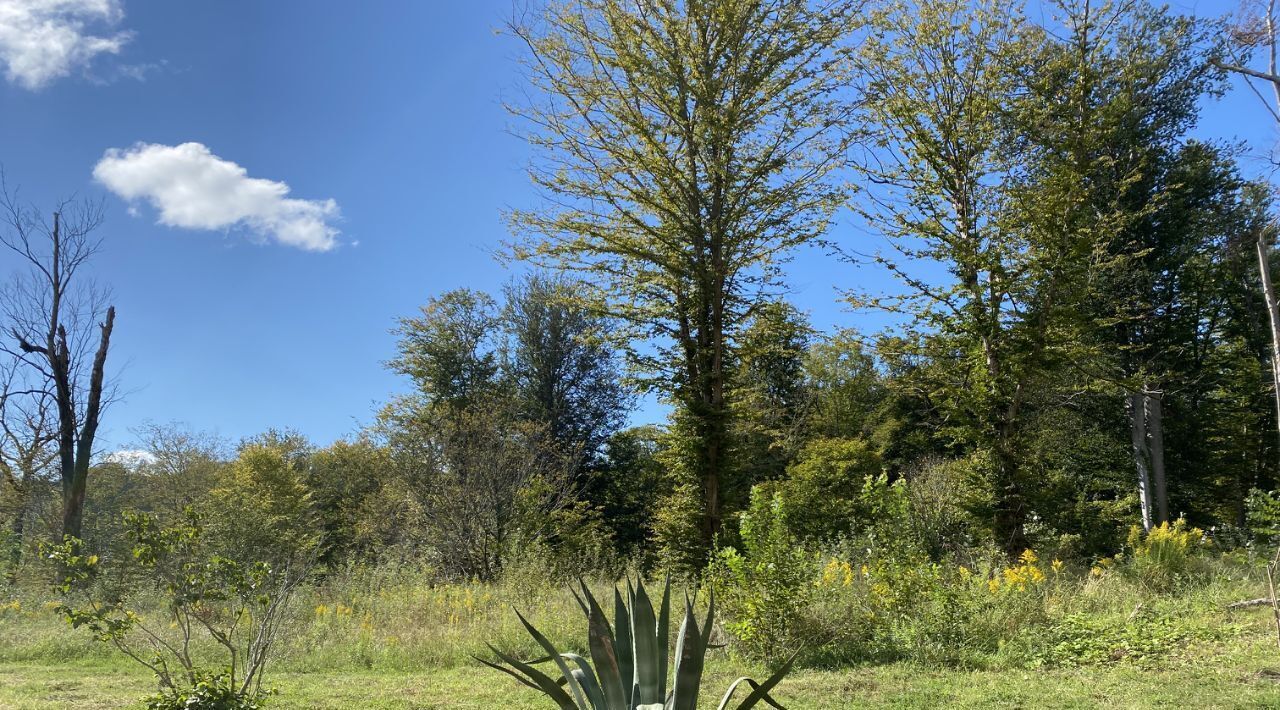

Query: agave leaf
[[701, 588, 715, 651], [716, 678, 789, 710], [571, 584, 591, 618], [670, 596, 705, 710], [581, 581, 627, 709], [515, 609, 590, 709], [563, 654, 607, 709], [481, 643, 578, 709], [725, 649, 800, 710], [657, 576, 671, 701], [472, 654, 542, 692], [614, 585, 634, 707], [632, 579, 661, 705]]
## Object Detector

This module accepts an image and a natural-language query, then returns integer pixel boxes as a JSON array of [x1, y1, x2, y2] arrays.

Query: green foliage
[[1124, 519, 1211, 590], [804, 331, 883, 441], [653, 483, 707, 579], [508, 0, 862, 557], [43, 508, 310, 708], [502, 273, 630, 467], [710, 489, 816, 667], [1246, 488, 1280, 544], [731, 302, 813, 495], [900, 458, 979, 561], [144, 672, 271, 710], [651, 414, 716, 575], [207, 443, 319, 568], [477, 577, 797, 710], [583, 427, 670, 566], [306, 438, 392, 564], [391, 289, 502, 412], [380, 398, 580, 581], [770, 438, 882, 543], [1029, 610, 1221, 668]]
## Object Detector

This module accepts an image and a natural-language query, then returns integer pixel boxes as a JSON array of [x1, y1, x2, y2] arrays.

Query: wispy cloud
[[94, 142, 342, 252], [0, 0, 131, 90], [104, 448, 156, 468]]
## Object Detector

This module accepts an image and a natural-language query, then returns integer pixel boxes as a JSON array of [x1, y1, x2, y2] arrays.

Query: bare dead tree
[[0, 183, 117, 541]]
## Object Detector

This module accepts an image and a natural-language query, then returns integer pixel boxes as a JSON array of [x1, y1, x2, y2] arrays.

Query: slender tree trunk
[[1145, 391, 1168, 524], [992, 438, 1028, 557], [1128, 392, 1154, 532], [1258, 233, 1280, 449], [6, 494, 23, 581]]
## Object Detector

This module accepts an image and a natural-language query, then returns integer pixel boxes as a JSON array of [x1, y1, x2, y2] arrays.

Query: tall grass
[[0, 542, 1275, 682]]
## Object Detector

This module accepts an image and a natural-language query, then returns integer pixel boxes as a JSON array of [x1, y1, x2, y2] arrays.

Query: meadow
[[5, 550, 1280, 709]]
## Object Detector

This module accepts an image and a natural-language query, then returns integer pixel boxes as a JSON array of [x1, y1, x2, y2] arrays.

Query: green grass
[[6, 561, 1280, 708], [5, 643, 1280, 709]]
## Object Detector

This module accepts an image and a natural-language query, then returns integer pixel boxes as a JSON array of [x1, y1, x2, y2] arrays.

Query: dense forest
[[9, 0, 1280, 707]]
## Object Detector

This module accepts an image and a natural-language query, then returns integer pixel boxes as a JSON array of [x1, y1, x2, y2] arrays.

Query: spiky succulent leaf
[[563, 653, 607, 709], [657, 577, 671, 701], [580, 582, 627, 708], [701, 589, 715, 651], [479, 643, 578, 709], [716, 649, 799, 710], [613, 586, 634, 706], [515, 609, 590, 709], [632, 578, 661, 705], [670, 597, 706, 710], [732, 649, 798, 710]]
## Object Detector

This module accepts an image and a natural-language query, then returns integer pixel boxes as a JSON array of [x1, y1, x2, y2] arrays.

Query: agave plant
[[476, 578, 795, 710]]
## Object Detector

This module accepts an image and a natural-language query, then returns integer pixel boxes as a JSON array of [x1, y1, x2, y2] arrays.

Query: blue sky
[[0, 0, 1273, 452]]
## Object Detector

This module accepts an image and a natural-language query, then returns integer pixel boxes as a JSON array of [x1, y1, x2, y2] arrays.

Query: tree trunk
[[992, 448, 1028, 557], [1145, 391, 1168, 524], [6, 497, 23, 581], [1128, 392, 1154, 532], [1258, 233, 1280, 449], [60, 306, 114, 541]]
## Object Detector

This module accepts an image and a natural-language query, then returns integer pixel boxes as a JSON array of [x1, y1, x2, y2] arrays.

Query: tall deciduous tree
[[503, 273, 630, 468], [390, 289, 501, 413], [1016, 0, 1223, 531], [507, 0, 860, 551], [730, 301, 812, 495], [1218, 0, 1280, 449], [852, 0, 1040, 555], [0, 191, 116, 541]]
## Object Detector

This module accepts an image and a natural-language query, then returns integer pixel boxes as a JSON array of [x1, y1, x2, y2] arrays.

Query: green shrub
[[710, 488, 817, 666], [1125, 519, 1210, 591], [45, 509, 313, 708], [145, 672, 270, 710], [1246, 488, 1280, 545], [772, 437, 882, 543], [652, 482, 707, 577]]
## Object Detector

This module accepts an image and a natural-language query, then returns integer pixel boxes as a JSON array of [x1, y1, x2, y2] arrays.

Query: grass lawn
[[7, 567, 1280, 708], [5, 640, 1280, 710]]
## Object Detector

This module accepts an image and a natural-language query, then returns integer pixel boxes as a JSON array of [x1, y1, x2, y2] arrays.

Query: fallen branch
[[1227, 597, 1275, 609]]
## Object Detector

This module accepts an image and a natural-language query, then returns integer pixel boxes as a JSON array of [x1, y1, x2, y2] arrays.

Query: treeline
[[6, 0, 1280, 586]]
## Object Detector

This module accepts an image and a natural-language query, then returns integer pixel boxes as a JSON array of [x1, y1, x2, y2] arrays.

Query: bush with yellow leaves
[[1125, 519, 1209, 590]]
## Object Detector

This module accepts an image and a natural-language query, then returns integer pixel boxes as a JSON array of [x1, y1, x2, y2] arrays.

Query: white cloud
[[94, 142, 342, 252], [104, 448, 156, 468], [0, 0, 131, 90]]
